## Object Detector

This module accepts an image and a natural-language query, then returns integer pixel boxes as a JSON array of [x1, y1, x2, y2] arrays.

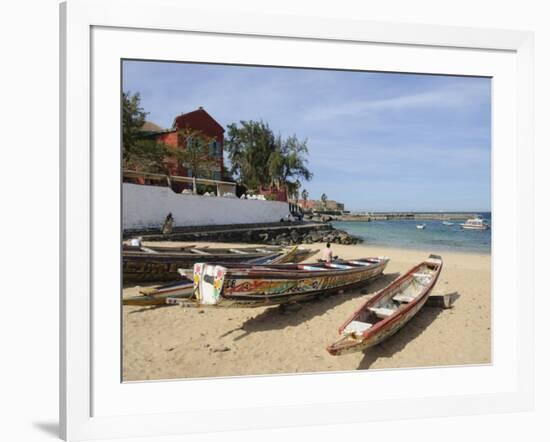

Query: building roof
[[171, 107, 225, 134], [140, 121, 165, 132]]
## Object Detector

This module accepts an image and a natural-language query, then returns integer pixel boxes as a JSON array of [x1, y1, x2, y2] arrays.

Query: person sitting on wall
[[162, 212, 174, 235], [319, 242, 338, 263]]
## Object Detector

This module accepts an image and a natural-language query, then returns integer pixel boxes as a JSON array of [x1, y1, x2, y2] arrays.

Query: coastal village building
[[137, 108, 287, 202], [298, 199, 345, 212], [140, 107, 225, 187]]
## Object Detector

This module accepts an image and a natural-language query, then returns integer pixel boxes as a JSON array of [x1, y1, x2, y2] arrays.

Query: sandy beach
[[122, 241, 491, 381]]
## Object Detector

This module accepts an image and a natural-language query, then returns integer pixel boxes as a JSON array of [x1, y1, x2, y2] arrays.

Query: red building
[[145, 107, 225, 185]]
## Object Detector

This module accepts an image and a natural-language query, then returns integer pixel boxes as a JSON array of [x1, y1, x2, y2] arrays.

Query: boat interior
[[197, 258, 385, 275], [245, 258, 385, 272], [342, 261, 440, 337]]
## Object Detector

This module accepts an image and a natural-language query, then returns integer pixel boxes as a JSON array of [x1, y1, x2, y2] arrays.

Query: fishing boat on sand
[[326, 255, 443, 356], [123, 245, 316, 283], [122, 246, 319, 305], [189, 257, 390, 308], [123, 279, 194, 306]]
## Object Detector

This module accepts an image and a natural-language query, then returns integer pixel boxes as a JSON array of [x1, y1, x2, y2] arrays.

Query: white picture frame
[[60, 0, 534, 440]]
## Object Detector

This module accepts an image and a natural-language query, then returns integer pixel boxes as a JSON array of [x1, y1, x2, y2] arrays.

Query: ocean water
[[333, 212, 491, 254]]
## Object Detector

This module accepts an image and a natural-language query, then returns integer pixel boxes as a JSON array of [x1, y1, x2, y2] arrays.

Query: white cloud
[[303, 80, 489, 122]]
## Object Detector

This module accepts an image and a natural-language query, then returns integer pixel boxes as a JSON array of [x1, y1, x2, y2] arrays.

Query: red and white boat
[[327, 255, 443, 355]]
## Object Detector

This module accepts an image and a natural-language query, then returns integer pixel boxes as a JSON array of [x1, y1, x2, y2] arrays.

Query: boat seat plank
[[190, 249, 211, 255], [368, 307, 395, 319], [343, 320, 372, 335], [393, 293, 416, 303]]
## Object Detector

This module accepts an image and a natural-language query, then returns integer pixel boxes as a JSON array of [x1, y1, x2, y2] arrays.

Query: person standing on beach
[[320, 242, 338, 262]]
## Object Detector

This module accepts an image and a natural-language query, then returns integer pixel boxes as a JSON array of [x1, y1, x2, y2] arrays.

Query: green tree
[[225, 120, 312, 197], [122, 91, 167, 172], [321, 193, 328, 210], [225, 120, 275, 190], [268, 134, 312, 200]]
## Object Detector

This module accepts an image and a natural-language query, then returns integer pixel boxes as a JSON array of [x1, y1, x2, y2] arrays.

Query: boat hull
[[460, 225, 489, 230], [123, 281, 194, 306], [327, 256, 442, 355], [193, 258, 389, 307], [328, 294, 430, 355], [123, 247, 290, 283]]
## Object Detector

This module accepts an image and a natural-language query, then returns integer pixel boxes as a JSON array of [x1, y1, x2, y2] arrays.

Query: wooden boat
[[123, 245, 287, 283], [326, 255, 443, 356], [122, 246, 318, 305], [122, 279, 194, 306], [247, 246, 318, 265], [191, 257, 389, 308]]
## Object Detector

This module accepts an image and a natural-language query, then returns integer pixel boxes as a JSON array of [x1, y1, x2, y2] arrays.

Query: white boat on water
[[460, 217, 489, 230], [416, 224, 426, 229], [442, 221, 454, 226]]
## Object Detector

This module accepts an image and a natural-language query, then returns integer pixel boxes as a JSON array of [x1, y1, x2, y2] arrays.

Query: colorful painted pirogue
[[326, 255, 443, 355], [122, 246, 319, 305], [122, 245, 316, 283], [190, 257, 389, 308]]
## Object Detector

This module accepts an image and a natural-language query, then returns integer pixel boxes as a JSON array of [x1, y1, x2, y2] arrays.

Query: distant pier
[[335, 212, 480, 222]]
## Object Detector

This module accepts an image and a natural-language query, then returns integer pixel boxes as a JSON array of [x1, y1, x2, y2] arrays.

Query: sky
[[123, 60, 491, 212]]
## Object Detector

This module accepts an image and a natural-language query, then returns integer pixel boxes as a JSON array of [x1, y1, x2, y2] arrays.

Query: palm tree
[[321, 193, 328, 211], [268, 134, 312, 200], [301, 189, 309, 209]]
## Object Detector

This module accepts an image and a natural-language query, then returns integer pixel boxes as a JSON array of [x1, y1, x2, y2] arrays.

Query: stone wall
[[136, 222, 362, 245], [123, 183, 291, 230]]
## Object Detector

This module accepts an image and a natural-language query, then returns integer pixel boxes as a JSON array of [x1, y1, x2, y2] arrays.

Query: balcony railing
[[123, 169, 236, 196]]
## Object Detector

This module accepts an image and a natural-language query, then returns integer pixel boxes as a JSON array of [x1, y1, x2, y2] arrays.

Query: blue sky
[[123, 60, 491, 212]]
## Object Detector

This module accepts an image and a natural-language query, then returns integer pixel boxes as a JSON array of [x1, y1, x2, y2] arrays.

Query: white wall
[[122, 183, 290, 230]]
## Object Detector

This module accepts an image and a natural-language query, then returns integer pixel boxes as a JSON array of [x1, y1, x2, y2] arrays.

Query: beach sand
[[122, 242, 491, 381]]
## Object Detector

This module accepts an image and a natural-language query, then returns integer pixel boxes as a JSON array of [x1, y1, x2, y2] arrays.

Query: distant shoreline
[[330, 212, 488, 222]]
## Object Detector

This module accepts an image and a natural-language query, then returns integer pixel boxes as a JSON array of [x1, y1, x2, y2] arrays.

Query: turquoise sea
[[333, 212, 491, 254]]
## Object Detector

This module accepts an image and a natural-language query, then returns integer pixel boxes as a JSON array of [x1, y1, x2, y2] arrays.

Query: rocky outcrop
[[132, 221, 362, 245], [264, 225, 362, 246]]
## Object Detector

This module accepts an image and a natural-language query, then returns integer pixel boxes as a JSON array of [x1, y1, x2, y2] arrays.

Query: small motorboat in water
[[460, 217, 489, 230]]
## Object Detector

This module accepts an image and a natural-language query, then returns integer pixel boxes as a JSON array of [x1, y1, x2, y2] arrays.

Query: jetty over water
[[336, 212, 480, 222]]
